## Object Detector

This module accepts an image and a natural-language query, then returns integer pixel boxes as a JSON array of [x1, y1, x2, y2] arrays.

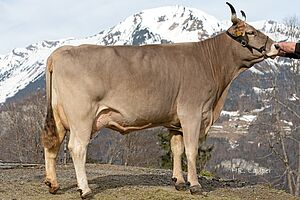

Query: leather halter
[[226, 31, 269, 54]]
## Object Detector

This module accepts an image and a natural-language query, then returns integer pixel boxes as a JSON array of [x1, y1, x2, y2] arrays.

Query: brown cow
[[41, 2, 278, 198]]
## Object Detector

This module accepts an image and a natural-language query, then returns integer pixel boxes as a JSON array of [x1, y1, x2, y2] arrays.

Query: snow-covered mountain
[[0, 5, 299, 103]]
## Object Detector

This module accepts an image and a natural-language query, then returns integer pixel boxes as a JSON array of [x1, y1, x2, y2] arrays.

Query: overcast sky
[[0, 0, 299, 54]]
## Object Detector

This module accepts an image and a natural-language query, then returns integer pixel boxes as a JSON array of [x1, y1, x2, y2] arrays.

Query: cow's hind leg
[[68, 123, 93, 198], [43, 110, 66, 194], [169, 130, 188, 191]]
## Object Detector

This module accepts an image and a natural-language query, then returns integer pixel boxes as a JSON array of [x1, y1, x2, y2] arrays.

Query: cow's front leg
[[68, 127, 92, 198], [179, 111, 204, 195], [170, 130, 188, 191]]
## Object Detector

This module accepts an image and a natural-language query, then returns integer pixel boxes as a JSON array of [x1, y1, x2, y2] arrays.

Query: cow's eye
[[246, 31, 255, 36]]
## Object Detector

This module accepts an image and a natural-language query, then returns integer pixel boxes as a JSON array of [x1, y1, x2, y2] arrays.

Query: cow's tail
[[41, 56, 59, 149]]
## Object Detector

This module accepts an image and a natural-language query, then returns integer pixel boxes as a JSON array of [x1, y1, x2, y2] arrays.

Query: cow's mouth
[[264, 44, 279, 59]]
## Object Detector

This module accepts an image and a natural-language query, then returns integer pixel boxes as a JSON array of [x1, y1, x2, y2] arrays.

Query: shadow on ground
[[60, 173, 250, 197]]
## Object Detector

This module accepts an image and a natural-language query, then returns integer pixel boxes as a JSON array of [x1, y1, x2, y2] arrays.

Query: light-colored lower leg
[[181, 119, 202, 187], [185, 147, 199, 186], [44, 146, 60, 193], [68, 131, 91, 197], [170, 131, 185, 184]]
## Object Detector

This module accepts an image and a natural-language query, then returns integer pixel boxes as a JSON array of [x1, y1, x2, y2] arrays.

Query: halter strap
[[226, 31, 268, 54]]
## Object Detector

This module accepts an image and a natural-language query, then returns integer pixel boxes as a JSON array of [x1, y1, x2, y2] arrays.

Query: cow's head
[[225, 2, 278, 66]]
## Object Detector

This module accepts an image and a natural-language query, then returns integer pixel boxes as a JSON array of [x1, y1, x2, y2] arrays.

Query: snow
[[229, 140, 239, 149], [240, 115, 257, 122], [249, 20, 269, 30], [0, 34, 107, 102], [282, 120, 293, 127], [289, 93, 299, 101], [252, 107, 267, 113], [253, 87, 274, 95], [253, 87, 262, 94], [249, 67, 265, 75], [221, 110, 258, 123], [250, 20, 293, 42], [133, 6, 223, 42], [212, 125, 223, 129], [221, 111, 239, 117], [0, 41, 64, 102]]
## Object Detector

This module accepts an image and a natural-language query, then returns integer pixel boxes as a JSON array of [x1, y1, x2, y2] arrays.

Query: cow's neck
[[198, 33, 251, 91]]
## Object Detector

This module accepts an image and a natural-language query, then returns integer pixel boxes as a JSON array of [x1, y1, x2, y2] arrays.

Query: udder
[[93, 106, 152, 134]]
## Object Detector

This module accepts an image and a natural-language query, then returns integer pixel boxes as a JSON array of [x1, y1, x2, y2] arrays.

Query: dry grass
[[0, 164, 298, 200]]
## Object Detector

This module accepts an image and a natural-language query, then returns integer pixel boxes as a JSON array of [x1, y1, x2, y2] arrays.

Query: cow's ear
[[228, 21, 246, 37]]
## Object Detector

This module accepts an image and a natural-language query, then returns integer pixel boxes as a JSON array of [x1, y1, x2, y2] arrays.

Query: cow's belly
[[93, 104, 178, 134]]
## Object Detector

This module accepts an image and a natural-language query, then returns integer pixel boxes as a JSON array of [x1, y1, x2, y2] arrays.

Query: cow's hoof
[[44, 180, 59, 194], [77, 188, 92, 199], [171, 177, 177, 183], [175, 182, 189, 191], [172, 177, 189, 191], [190, 185, 203, 195], [49, 186, 60, 194]]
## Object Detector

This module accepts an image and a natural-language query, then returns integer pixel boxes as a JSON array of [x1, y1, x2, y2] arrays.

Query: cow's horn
[[240, 10, 246, 21], [226, 2, 238, 24]]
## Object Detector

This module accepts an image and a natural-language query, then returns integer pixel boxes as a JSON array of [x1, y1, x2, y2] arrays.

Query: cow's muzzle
[[265, 43, 280, 59]]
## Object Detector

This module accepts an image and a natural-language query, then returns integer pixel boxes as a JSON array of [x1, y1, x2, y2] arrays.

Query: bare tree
[[283, 15, 300, 39], [265, 59, 300, 195], [0, 91, 46, 163], [122, 128, 162, 167]]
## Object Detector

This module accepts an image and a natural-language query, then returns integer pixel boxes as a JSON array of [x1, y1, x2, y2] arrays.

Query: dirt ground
[[0, 164, 299, 200]]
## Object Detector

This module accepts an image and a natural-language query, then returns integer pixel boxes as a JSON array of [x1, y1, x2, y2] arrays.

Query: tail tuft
[[41, 107, 59, 149]]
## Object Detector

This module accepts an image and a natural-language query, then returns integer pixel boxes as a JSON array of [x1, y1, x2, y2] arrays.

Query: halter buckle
[[241, 40, 247, 47]]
